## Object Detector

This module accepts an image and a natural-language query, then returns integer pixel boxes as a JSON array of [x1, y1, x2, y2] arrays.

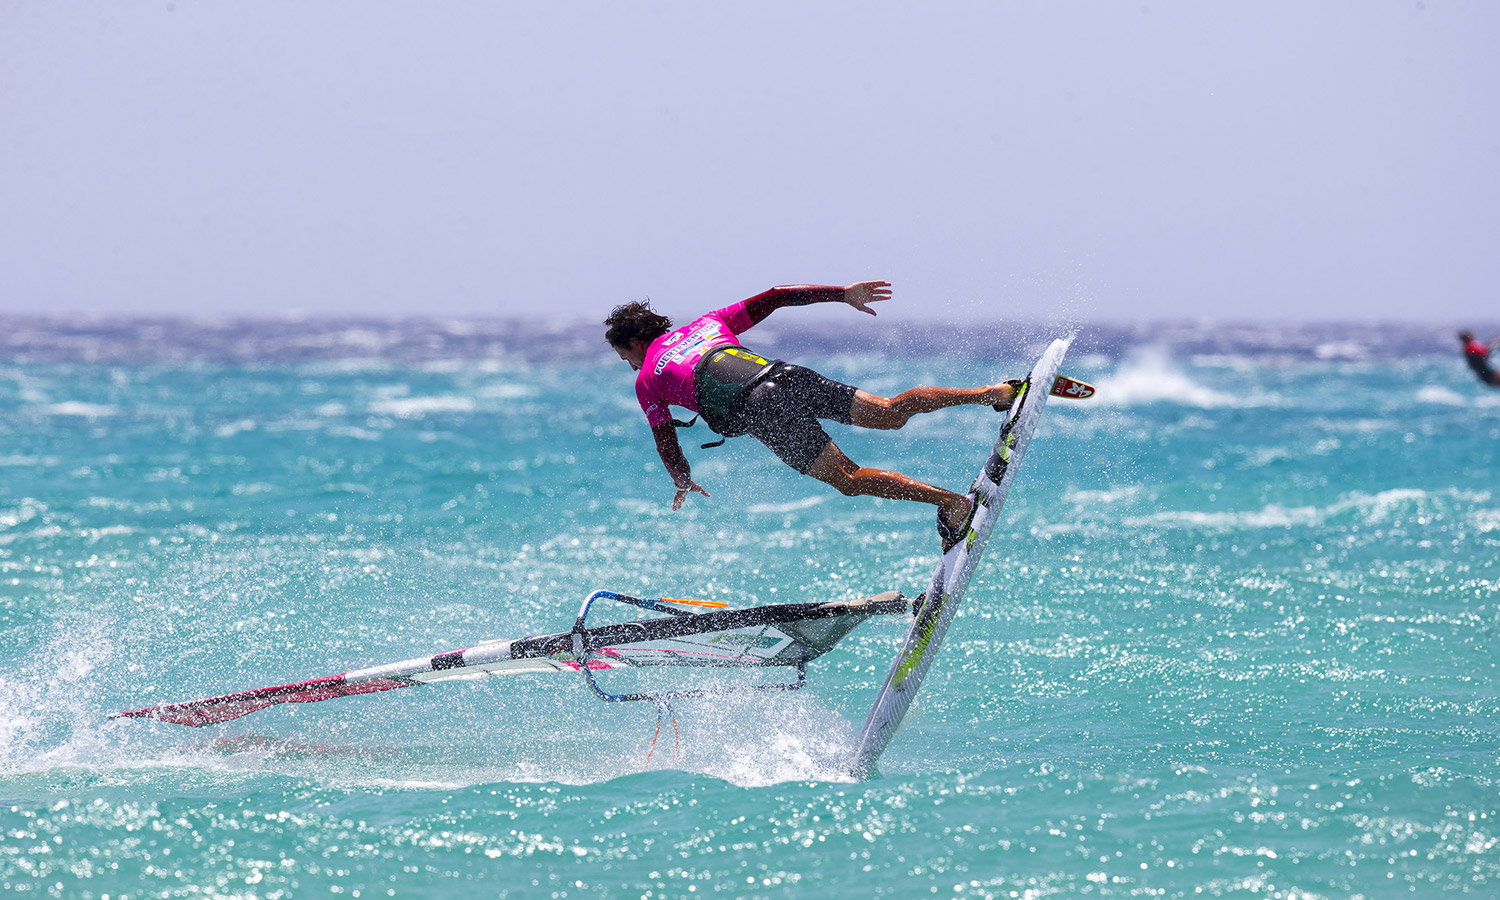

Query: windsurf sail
[[112, 589, 910, 727], [848, 338, 1071, 778]]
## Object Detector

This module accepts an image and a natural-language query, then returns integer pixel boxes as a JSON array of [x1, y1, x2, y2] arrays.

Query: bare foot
[[985, 380, 1022, 410], [937, 495, 976, 551]]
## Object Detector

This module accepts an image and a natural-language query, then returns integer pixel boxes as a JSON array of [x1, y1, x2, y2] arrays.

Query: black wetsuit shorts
[[733, 363, 858, 474]]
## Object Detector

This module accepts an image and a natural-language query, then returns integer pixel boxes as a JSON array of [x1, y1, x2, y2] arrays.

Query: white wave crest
[[1064, 486, 1143, 506], [1128, 487, 1463, 532], [369, 395, 476, 417], [1093, 347, 1245, 408], [747, 496, 827, 514], [1414, 385, 1467, 406], [44, 401, 117, 417]]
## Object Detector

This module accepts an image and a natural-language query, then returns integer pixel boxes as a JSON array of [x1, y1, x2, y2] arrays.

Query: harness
[[670, 346, 777, 449]]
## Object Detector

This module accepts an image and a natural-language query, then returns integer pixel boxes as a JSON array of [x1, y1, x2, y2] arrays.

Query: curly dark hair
[[604, 301, 673, 349]]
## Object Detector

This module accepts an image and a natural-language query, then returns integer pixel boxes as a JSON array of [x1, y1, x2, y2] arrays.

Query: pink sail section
[[112, 674, 412, 727]]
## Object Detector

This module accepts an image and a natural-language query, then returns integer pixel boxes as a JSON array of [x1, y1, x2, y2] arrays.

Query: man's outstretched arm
[[652, 423, 710, 510], [742, 280, 892, 325]]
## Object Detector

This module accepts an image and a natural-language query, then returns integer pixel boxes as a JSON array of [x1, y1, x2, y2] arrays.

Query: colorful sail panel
[[113, 675, 415, 727]]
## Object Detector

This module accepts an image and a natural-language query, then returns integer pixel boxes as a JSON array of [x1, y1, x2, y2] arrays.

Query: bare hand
[[842, 280, 891, 316], [672, 480, 711, 511]]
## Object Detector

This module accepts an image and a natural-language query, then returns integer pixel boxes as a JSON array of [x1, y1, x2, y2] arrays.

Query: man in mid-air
[[1458, 331, 1500, 387], [604, 280, 1017, 552]]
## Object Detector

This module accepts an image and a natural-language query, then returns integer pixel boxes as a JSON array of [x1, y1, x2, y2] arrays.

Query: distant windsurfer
[[1458, 331, 1500, 386], [604, 281, 1018, 551]]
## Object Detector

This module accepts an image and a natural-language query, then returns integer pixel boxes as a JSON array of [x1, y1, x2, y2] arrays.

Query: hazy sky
[[2, 2, 1496, 323]]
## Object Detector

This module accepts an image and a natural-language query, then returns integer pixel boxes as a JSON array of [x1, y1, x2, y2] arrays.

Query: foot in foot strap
[[992, 379, 1025, 412], [936, 495, 978, 554]]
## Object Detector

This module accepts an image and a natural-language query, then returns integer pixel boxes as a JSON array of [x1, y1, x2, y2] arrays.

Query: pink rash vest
[[635, 300, 756, 428]]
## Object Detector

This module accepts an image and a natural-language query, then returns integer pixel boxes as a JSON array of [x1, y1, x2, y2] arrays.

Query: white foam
[[1129, 487, 1460, 532], [328, 426, 384, 441], [1342, 488, 1431, 524], [1063, 486, 1143, 506], [369, 396, 476, 417], [0, 618, 117, 774], [1314, 341, 1369, 360], [478, 383, 538, 400], [1129, 504, 1320, 530], [214, 418, 257, 438], [747, 496, 828, 514], [0, 455, 58, 467], [44, 401, 117, 417], [1094, 347, 1245, 408], [1472, 509, 1500, 533], [674, 690, 860, 787], [1415, 385, 1467, 406], [0, 498, 47, 528]]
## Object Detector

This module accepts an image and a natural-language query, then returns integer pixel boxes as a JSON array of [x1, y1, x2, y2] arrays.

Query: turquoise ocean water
[[0, 318, 1496, 898]]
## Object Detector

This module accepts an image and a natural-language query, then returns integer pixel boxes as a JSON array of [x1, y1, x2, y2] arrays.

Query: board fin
[[1050, 374, 1094, 399]]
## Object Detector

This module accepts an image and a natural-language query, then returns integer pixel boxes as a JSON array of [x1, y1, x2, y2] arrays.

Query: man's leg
[[850, 383, 1016, 430], [805, 442, 972, 532]]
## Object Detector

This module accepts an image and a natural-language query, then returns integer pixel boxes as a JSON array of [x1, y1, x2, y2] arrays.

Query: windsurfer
[[604, 281, 1017, 551], [1459, 331, 1500, 387]]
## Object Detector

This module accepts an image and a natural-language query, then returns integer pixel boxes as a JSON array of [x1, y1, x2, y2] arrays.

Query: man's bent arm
[[743, 280, 890, 325], [652, 423, 695, 488], [652, 424, 710, 509]]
